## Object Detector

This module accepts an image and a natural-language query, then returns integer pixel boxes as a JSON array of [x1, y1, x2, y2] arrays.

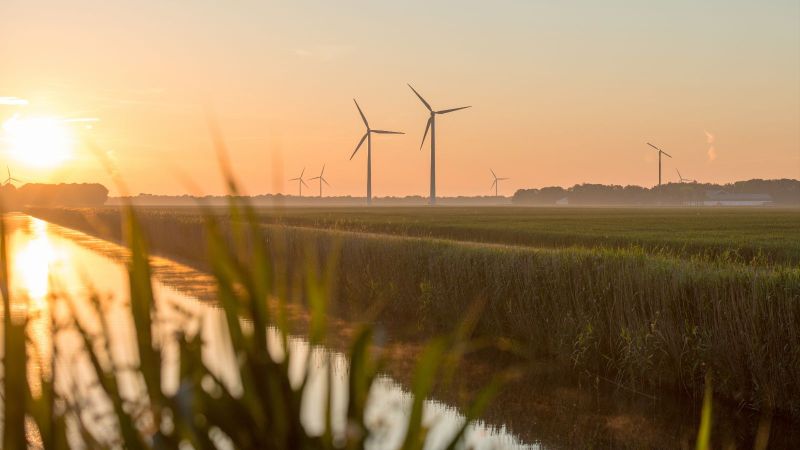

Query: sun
[[2, 115, 74, 168]]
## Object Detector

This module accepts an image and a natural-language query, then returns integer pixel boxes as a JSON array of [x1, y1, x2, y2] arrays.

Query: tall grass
[[2, 197, 513, 448], [26, 206, 800, 417]]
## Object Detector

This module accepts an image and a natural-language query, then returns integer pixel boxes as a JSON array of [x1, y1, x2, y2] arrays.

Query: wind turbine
[[349, 99, 403, 205], [676, 169, 697, 184], [490, 169, 509, 197], [289, 167, 309, 197], [408, 84, 471, 205], [646, 142, 672, 187], [309, 164, 330, 198], [3, 166, 22, 186]]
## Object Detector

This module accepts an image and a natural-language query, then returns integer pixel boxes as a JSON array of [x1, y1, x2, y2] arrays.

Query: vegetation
[[512, 178, 800, 205], [1, 182, 108, 209], [116, 206, 800, 267], [2, 196, 513, 448], [26, 205, 800, 419]]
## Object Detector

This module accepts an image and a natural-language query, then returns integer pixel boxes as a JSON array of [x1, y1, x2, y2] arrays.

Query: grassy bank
[[26, 206, 800, 417]]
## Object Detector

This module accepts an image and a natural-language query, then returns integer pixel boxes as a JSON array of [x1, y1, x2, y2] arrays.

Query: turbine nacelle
[[408, 84, 470, 151], [350, 99, 404, 160]]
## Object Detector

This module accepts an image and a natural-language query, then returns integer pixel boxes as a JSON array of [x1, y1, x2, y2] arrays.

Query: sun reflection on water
[[8, 217, 69, 397], [13, 218, 62, 306]]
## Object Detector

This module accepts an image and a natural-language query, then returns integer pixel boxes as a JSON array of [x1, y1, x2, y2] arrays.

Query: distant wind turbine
[[309, 164, 330, 198], [645, 142, 672, 186], [289, 167, 309, 197], [349, 99, 403, 205], [490, 169, 509, 197], [676, 168, 696, 183], [4, 166, 22, 186], [408, 84, 471, 205]]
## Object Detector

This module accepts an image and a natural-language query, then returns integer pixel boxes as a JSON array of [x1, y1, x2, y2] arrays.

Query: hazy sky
[[1, 0, 798, 196]]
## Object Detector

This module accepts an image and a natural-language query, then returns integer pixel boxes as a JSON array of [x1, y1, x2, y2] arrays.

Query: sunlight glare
[[2, 115, 74, 168], [14, 218, 61, 304]]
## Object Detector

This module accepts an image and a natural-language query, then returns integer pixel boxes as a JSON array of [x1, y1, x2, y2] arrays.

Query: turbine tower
[[289, 167, 309, 197], [349, 99, 403, 205], [408, 84, 471, 206], [490, 169, 509, 197], [3, 166, 22, 186], [646, 142, 672, 187], [309, 164, 330, 198]]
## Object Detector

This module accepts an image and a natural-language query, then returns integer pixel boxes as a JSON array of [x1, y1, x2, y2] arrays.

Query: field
[[25, 205, 800, 419], [215, 206, 799, 266]]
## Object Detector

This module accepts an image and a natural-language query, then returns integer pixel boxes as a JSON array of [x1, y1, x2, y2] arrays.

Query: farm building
[[703, 191, 773, 206]]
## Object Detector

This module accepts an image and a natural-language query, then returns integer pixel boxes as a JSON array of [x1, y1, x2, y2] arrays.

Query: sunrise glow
[[2, 115, 74, 169]]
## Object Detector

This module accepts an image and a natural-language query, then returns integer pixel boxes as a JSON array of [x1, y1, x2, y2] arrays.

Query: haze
[[1, 0, 798, 196]]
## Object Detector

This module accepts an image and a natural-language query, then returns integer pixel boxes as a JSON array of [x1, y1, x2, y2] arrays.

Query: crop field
[[25, 206, 800, 419], [202, 206, 798, 266]]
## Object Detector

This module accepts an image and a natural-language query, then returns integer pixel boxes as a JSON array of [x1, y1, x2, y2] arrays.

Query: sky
[[1, 0, 798, 197]]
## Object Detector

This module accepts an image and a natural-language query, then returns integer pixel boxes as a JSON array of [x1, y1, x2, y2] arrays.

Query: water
[[2, 213, 534, 449], [4, 213, 796, 449]]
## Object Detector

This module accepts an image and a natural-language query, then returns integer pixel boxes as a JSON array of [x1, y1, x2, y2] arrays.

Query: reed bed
[[26, 206, 800, 417], [4, 200, 508, 449]]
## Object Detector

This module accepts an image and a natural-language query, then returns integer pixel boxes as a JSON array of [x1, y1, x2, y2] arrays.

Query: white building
[[703, 191, 773, 206]]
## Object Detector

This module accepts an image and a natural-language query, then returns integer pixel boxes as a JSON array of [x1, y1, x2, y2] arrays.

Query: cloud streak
[[0, 97, 28, 106]]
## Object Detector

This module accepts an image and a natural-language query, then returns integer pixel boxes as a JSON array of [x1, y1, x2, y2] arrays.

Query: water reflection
[[2, 214, 536, 449]]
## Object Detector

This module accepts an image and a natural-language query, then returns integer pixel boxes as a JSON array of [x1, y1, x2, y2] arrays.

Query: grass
[[3, 195, 514, 448], [241, 206, 800, 267], [25, 205, 800, 419], [71, 206, 800, 267]]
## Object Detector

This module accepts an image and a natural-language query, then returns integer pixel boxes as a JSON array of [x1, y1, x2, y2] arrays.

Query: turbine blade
[[371, 130, 404, 134], [499, 177, 509, 180], [491, 180, 496, 189], [490, 168, 496, 178], [301, 179, 309, 188], [407, 84, 433, 111], [289, 177, 300, 181], [662, 151, 673, 158], [350, 132, 368, 160], [321, 164, 325, 176], [300, 167, 305, 177], [310, 176, 320, 180], [437, 106, 471, 114], [353, 99, 369, 128], [676, 169, 681, 178], [420, 117, 432, 150], [646, 142, 661, 152], [322, 178, 330, 187]]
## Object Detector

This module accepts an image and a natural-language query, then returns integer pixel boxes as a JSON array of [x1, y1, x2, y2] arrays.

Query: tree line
[[0, 183, 109, 209], [512, 179, 800, 205]]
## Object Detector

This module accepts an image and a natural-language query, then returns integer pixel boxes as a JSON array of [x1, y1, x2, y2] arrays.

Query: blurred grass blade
[[695, 371, 713, 450]]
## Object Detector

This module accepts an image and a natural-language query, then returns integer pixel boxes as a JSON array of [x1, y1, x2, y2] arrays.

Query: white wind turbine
[[490, 169, 509, 197], [646, 142, 672, 187], [349, 99, 403, 205], [408, 84, 471, 205], [676, 169, 696, 183], [309, 164, 330, 198], [289, 167, 309, 197], [3, 166, 22, 186]]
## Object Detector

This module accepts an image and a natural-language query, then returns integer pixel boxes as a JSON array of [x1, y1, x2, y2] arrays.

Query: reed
[[26, 206, 800, 417], [2, 199, 508, 449]]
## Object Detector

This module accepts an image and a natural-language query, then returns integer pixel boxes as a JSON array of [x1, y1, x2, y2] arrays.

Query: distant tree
[[512, 179, 799, 206], [15, 183, 109, 206]]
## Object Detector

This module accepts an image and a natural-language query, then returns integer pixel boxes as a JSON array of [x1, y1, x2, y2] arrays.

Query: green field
[[25, 206, 800, 418], [250, 207, 800, 266]]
